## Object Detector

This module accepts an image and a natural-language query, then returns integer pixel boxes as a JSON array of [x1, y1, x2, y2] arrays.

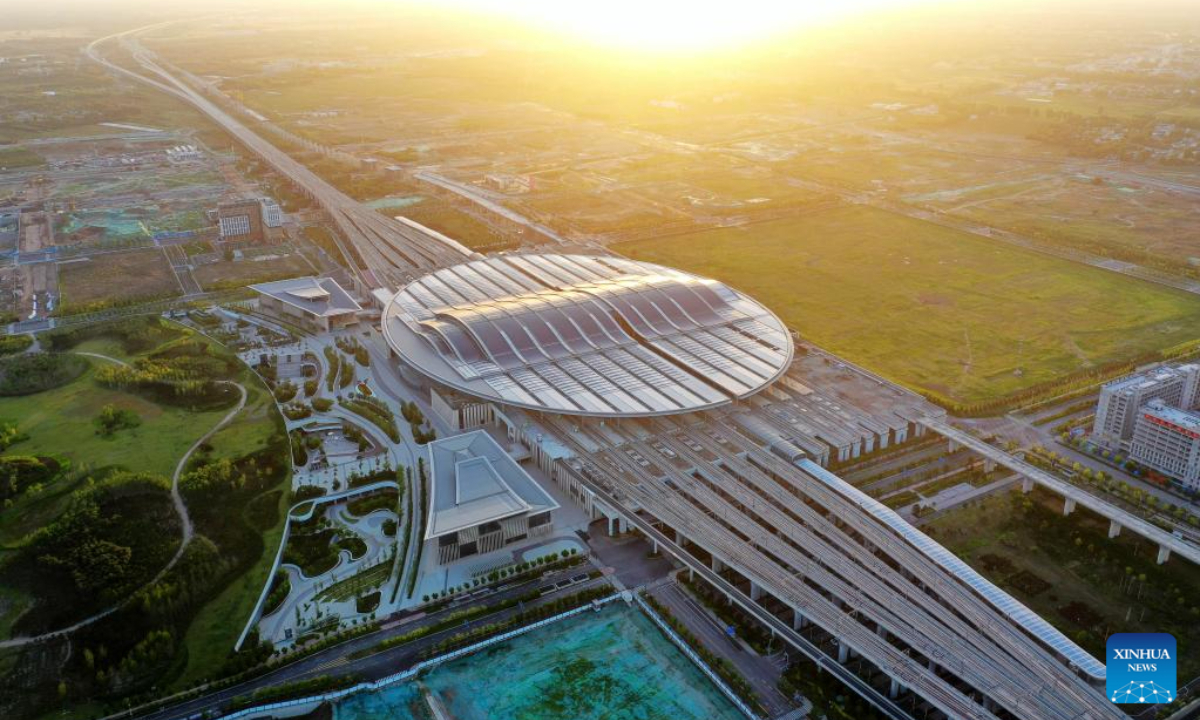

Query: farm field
[[925, 175, 1200, 266], [614, 205, 1200, 406], [56, 249, 180, 312], [398, 199, 512, 250]]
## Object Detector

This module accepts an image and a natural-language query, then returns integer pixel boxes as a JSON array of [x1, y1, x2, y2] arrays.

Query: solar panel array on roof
[[382, 254, 793, 417]]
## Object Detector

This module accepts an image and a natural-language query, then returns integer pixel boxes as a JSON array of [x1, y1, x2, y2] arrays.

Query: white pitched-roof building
[[424, 430, 558, 565], [250, 276, 362, 334]]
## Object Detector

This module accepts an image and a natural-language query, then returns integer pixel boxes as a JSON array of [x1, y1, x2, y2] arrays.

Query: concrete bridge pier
[[792, 608, 807, 630], [750, 581, 762, 602], [1109, 520, 1122, 539], [983, 458, 996, 473], [1021, 477, 1034, 494], [1158, 545, 1172, 565], [948, 439, 959, 453], [837, 642, 849, 663], [1063, 497, 1077, 516], [604, 513, 628, 536], [889, 678, 901, 699], [712, 556, 726, 573]]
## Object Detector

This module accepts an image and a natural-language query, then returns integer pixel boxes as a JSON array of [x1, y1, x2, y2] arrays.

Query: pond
[[333, 603, 743, 720]]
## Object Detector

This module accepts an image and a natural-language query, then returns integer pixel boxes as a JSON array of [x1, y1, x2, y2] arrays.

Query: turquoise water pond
[[333, 604, 743, 720], [365, 196, 424, 210]]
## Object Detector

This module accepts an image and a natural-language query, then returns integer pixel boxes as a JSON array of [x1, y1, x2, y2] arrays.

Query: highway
[[921, 418, 1200, 566], [543, 412, 1122, 720], [84, 25, 473, 290]]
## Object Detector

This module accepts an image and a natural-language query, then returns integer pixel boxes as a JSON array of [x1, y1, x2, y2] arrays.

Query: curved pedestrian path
[[0, 352, 247, 648]]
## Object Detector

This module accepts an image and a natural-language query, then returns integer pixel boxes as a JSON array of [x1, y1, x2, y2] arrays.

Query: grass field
[[0, 147, 44, 170], [171, 485, 287, 689], [193, 253, 314, 291], [921, 175, 1200, 265], [57, 249, 180, 311], [168, 364, 291, 688], [0, 320, 289, 702], [398, 200, 511, 250], [615, 205, 1200, 405], [0, 359, 229, 547]]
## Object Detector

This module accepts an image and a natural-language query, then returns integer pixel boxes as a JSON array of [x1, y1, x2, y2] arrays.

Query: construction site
[[0, 128, 327, 327]]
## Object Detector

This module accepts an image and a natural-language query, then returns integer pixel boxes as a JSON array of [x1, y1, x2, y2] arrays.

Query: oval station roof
[[382, 253, 793, 417]]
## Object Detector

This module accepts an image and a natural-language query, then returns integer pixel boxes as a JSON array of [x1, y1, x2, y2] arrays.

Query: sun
[[439, 0, 891, 52], [525, 0, 819, 51]]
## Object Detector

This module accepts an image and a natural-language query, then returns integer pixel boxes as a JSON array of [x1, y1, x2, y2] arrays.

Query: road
[[967, 409, 1198, 515], [128, 570, 613, 720], [649, 581, 793, 717]]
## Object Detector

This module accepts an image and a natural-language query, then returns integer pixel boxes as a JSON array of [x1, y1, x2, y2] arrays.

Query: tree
[[94, 404, 141, 437]]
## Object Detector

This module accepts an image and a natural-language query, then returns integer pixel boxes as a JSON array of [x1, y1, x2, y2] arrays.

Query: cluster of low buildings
[[1093, 363, 1200, 492]]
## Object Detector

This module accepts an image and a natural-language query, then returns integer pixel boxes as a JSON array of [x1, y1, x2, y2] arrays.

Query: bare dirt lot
[[192, 251, 313, 291], [57, 248, 180, 312]]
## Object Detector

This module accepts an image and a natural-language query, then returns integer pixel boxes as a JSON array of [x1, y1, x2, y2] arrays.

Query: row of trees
[[1029, 444, 1200, 527], [928, 349, 1164, 417], [399, 399, 436, 444], [335, 336, 370, 367]]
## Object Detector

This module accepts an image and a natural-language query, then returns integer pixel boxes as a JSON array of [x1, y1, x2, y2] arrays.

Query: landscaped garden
[[0, 316, 292, 720]]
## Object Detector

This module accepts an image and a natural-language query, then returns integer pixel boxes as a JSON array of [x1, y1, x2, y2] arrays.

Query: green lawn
[[0, 359, 226, 475], [0, 360, 228, 546], [169, 340, 292, 689], [202, 382, 278, 463], [615, 205, 1200, 405], [0, 320, 291, 699], [0, 147, 44, 169], [170, 485, 288, 689]]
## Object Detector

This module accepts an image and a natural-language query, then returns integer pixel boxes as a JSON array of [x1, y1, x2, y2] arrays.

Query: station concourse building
[[250, 276, 361, 334], [423, 430, 559, 565]]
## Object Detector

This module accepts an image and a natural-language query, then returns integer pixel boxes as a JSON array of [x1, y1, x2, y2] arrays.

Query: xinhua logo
[[1107, 633, 1176, 704]]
